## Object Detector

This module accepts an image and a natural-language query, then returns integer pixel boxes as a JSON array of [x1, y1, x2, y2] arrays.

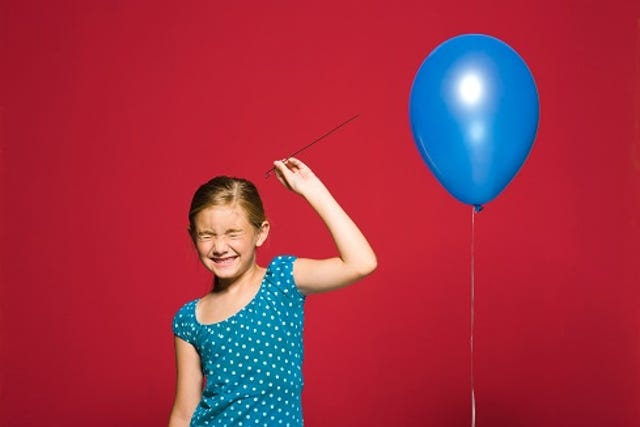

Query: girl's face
[[192, 204, 269, 283]]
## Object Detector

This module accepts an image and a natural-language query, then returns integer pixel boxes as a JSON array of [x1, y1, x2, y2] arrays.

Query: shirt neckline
[[193, 265, 270, 327]]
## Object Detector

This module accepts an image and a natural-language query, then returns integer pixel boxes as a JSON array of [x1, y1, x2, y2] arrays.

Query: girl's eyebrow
[[196, 227, 244, 235]]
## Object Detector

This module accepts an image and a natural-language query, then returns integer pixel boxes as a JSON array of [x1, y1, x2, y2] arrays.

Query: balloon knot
[[473, 205, 484, 213]]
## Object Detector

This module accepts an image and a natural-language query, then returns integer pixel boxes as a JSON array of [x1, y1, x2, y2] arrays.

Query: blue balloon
[[409, 34, 539, 210]]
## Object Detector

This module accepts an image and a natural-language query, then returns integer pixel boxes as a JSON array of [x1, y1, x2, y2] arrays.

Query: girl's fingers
[[273, 160, 290, 175], [284, 157, 307, 171], [275, 159, 299, 176], [273, 160, 294, 189]]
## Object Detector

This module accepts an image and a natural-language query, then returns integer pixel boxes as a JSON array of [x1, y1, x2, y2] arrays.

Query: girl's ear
[[255, 221, 270, 247]]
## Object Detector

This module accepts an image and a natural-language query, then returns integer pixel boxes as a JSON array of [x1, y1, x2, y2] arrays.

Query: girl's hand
[[272, 157, 321, 196]]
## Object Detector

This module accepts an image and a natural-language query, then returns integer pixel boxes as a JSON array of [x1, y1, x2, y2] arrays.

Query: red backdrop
[[1, 1, 639, 426]]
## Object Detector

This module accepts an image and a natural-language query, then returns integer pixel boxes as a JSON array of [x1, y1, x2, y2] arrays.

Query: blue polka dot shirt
[[173, 255, 306, 426]]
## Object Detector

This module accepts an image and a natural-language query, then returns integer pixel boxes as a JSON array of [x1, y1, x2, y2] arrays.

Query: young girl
[[168, 158, 377, 427]]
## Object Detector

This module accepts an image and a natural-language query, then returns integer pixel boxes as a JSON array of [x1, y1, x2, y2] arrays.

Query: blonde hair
[[188, 176, 266, 239]]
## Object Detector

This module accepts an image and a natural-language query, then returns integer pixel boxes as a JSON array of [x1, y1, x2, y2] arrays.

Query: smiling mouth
[[212, 256, 238, 266]]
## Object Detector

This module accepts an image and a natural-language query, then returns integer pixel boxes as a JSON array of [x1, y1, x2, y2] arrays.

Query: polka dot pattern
[[173, 255, 306, 426]]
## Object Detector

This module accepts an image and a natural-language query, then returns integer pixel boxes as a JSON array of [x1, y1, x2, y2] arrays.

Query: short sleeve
[[172, 300, 199, 345], [266, 255, 305, 302]]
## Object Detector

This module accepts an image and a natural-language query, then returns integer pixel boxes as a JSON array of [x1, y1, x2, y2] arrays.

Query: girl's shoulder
[[264, 255, 304, 301], [173, 298, 199, 321], [172, 298, 200, 344], [265, 255, 299, 281], [266, 254, 297, 271]]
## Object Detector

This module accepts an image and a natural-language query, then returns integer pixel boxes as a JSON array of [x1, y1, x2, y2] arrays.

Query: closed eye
[[196, 233, 214, 241]]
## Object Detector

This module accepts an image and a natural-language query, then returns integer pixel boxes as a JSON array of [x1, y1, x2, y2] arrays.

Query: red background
[[1, 1, 639, 426]]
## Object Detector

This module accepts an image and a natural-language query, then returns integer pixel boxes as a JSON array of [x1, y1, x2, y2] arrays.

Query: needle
[[265, 114, 360, 178]]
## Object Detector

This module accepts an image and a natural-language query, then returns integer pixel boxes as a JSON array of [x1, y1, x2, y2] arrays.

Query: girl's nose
[[210, 238, 228, 256]]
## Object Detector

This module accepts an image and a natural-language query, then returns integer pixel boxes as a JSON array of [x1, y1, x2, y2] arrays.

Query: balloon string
[[471, 207, 477, 427], [264, 114, 360, 178]]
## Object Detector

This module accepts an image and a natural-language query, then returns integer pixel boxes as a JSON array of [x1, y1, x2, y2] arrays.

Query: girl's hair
[[188, 176, 266, 238]]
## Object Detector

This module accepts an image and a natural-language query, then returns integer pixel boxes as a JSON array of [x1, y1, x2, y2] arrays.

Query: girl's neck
[[214, 263, 264, 293]]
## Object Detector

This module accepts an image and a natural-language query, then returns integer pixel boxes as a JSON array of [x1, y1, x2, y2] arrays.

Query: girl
[[168, 158, 377, 427]]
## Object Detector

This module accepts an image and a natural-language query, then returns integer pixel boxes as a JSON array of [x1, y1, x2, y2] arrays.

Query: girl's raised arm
[[273, 158, 377, 295]]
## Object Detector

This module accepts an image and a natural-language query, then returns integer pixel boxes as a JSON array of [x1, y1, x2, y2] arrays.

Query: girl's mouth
[[212, 256, 238, 265]]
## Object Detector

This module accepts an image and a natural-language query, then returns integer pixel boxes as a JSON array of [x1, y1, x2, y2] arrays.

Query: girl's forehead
[[195, 204, 251, 228]]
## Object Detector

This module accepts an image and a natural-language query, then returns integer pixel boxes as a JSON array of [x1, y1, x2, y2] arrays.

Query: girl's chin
[[208, 258, 240, 275], [211, 265, 236, 276]]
